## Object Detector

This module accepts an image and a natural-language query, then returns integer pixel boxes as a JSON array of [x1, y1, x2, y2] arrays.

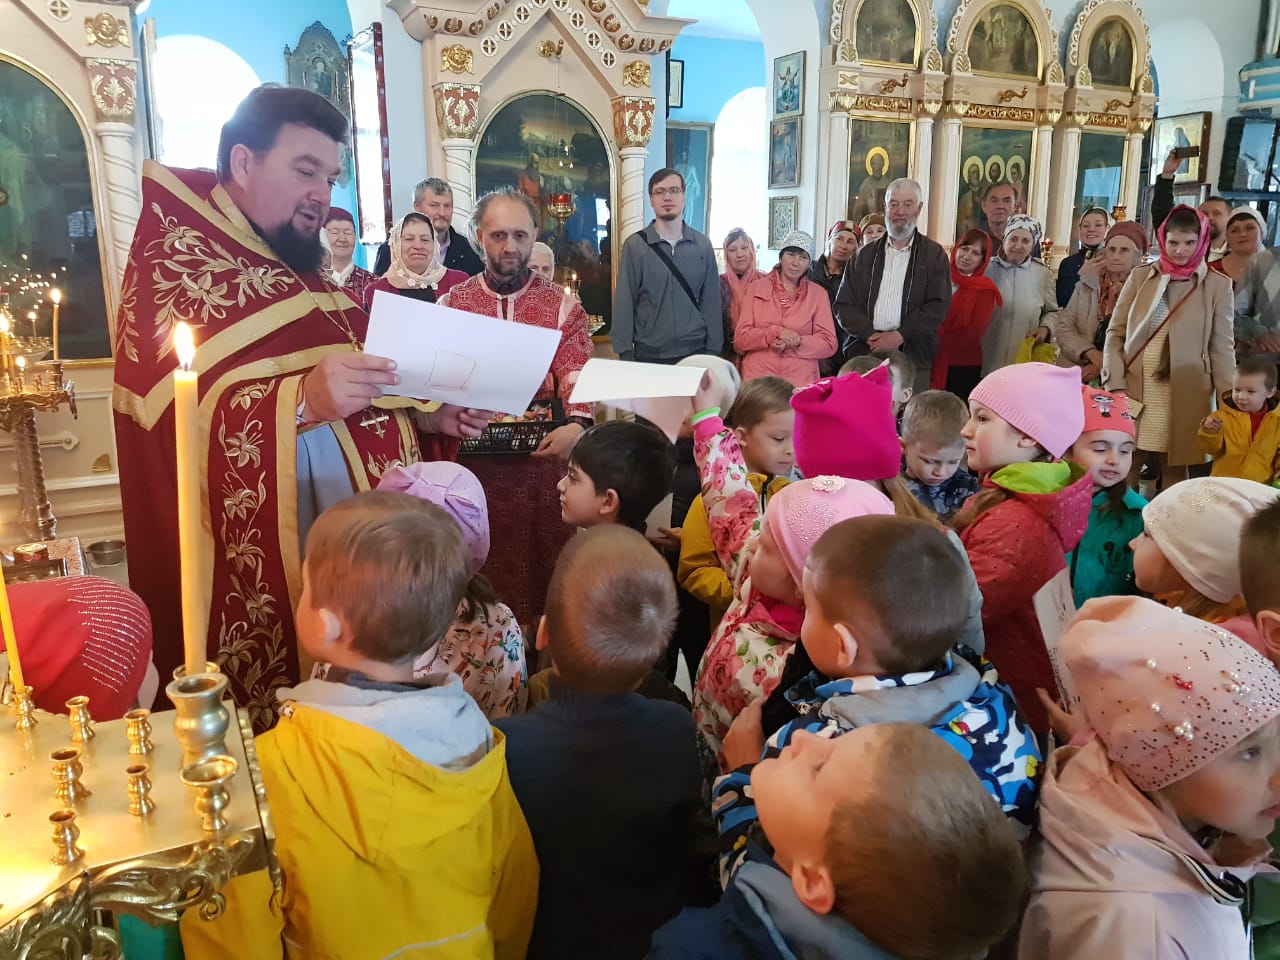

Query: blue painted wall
[[146, 0, 362, 258], [668, 35, 767, 125]]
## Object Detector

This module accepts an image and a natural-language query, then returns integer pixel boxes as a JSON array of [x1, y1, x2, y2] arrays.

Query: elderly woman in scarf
[[719, 227, 766, 362], [1056, 221, 1148, 382], [982, 213, 1061, 373], [1210, 207, 1267, 289], [1101, 205, 1235, 489], [361, 212, 468, 310]]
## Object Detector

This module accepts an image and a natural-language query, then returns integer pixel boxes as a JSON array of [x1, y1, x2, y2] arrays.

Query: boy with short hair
[[1198, 355, 1280, 483], [719, 514, 1040, 875], [181, 491, 538, 960], [558, 419, 674, 531], [900, 389, 981, 521], [497, 526, 714, 960], [840, 350, 915, 420], [647, 722, 1029, 960]]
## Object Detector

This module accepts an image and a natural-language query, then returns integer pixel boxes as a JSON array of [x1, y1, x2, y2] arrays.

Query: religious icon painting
[[1087, 18, 1135, 89], [1074, 133, 1126, 224], [666, 122, 713, 235], [1150, 112, 1212, 185], [846, 119, 911, 222], [854, 0, 918, 67], [768, 196, 798, 249], [955, 126, 1033, 237], [967, 2, 1040, 80], [769, 118, 801, 189], [285, 22, 352, 186], [772, 51, 805, 119]]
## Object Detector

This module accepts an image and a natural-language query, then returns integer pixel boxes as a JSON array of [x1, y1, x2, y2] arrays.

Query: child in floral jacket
[[688, 395, 896, 763]]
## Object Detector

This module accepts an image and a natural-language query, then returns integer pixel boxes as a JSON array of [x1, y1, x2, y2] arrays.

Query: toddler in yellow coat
[[181, 491, 538, 960], [1198, 355, 1280, 484]]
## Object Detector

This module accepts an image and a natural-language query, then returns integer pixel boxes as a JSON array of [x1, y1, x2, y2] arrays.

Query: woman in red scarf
[[719, 228, 766, 364], [930, 228, 1003, 398]]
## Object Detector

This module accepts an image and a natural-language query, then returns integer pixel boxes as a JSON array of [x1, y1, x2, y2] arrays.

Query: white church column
[[1122, 127, 1146, 220], [612, 96, 658, 243], [931, 114, 964, 246], [823, 111, 851, 230], [1047, 123, 1082, 258], [86, 58, 143, 301], [1030, 120, 1054, 226], [431, 82, 482, 229], [913, 114, 935, 210]]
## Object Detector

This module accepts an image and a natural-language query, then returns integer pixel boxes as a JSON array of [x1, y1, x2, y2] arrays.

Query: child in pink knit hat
[[954, 361, 1093, 734], [686, 376, 895, 761], [371, 462, 527, 718], [1020, 595, 1280, 959]]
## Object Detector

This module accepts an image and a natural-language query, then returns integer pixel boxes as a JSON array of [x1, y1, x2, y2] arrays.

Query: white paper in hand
[[569, 358, 707, 441], [1033, 568, 1079, 709], [364, 289, 562, 416]]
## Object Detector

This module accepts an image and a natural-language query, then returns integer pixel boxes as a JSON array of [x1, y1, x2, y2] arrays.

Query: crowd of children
[[179, 341, 1280, 959]]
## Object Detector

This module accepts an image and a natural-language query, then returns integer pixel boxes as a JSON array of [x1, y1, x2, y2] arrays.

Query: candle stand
[[0, 690, 276, 955]]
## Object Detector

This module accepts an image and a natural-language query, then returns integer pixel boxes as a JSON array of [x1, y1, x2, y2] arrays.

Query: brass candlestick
[[0, 352, 75, 541], [50, 746, 90, 804], [126, 762, 155, 816], [167, 672, 230, 763], [1041, 238, 1055, 267], [13, 683, 36, 731], [49, 808, 83, 866], [180, 754, 238, 833], [124, 708, 153, 754], [66, 695, 94, 742]]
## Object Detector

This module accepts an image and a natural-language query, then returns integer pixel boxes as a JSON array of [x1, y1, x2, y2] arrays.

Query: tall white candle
[[173, 322, 205, 676]]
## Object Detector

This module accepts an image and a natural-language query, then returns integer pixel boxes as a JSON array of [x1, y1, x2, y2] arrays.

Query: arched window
[[153, 36, 262, 169], [709, 87, 768, 260]]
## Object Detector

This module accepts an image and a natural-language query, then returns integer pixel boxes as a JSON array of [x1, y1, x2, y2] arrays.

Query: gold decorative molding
[[1085, 112, 1130, 130], [967, 103, 1035, 123], [953, 50, 972, 74], [831, 93, 913, 114], [537, 39, 564, 59], [997, 86, 1029, 104], [440, 43, 474, 75], [432, 82, 481, 140], [85, 13, 129, 48], [622, 60, 651, 87], [86, 58, 137, 124], [878, 73, 909, 94], [611, 95, 655, 147], [1104, 95, 1137, 113]]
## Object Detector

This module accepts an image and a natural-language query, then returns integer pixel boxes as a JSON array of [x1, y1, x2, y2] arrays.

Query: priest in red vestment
[[113, 86, 484, 728]]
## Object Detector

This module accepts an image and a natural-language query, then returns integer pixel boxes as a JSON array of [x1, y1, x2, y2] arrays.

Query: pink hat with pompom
[[377, 462, 490, 576], [764, 476, 895, 588], [1064, 595, 1280, 791]]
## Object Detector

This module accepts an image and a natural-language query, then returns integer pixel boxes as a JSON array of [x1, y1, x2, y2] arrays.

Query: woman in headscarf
[[982, 213, 1060, 372], [719, 228, 766, 363], [1055, 221, 1147, 383], [324, 207, 377, 305], [361, 212, 468, 310], [930, 228, 1003, 398], [1101, 205, 1235, 490], [1055, 206, 1111, 306], [1209, 207, 1266, 289]]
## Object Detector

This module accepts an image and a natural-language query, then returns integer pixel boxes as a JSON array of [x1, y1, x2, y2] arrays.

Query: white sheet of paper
[[1033, 568, 1079, 708], [364, 290, 562, 416], [569, 359, 707, 441]]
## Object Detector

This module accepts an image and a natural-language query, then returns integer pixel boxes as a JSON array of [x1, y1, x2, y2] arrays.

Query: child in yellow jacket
[[1198, 356, 1280, 484], [181, 491, 538, 960], [678, 376, 794, 627]]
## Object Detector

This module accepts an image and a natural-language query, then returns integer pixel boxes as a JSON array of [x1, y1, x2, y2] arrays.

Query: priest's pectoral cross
[[360, 410, 389, 438]]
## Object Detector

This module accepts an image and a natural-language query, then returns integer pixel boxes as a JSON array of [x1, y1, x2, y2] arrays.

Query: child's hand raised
[[722, 697, 767, 770], [1200, 414, 1223, 434], [692, 370, 720, 415]]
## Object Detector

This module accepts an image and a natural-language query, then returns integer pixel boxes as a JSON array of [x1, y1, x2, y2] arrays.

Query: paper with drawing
[[365, 290, 562, 416], [569, 359, 708, 441]]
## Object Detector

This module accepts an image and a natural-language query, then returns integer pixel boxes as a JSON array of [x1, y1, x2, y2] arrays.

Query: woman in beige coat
[[1101, 206, 1235, 488], [1055, 221, 1146, 382]]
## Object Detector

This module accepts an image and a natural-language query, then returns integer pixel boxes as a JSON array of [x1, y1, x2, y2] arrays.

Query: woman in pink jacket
[[1020, 596, 1280, 959], [734, 231, 838, 387]]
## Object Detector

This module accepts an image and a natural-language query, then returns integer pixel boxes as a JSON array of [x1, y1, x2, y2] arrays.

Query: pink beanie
[[377, 461, 490, 576], [764, 476, 895, 587], [969, 362, 1085, 459], [790, 366, 900, 480], [1064, 595, 1280, 791], [1080, 385, 1136, 439]]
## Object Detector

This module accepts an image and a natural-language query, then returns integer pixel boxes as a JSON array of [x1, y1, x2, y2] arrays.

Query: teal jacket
[[1066, 487, 1147, 607]]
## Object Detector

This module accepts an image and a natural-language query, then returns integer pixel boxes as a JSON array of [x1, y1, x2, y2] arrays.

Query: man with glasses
[[835, 178, 950, 391], [611, 168, 722, 363]]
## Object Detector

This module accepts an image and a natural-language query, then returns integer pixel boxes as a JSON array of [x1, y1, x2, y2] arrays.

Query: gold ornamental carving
[[85, 13, 129, 48], [837, 71, 858, 89], [967, 103, 1034, 123], [997, 86, 1029, 104], [433, 82, 482, 140], [622, 60, 651, 87], [537, 40, 565, 59], [1085, 113, 1130, 130], [86, 58, 137, 124], [832, 93, 913, 114], [878, 73, 909, 94], [441, 43, 474, 75], [953, 50, 972, 74], [925, 47, 944, 72], [1047, 61, 1066, 85], [1104, 95, 1137, 113], [612, 96, 655, 148]]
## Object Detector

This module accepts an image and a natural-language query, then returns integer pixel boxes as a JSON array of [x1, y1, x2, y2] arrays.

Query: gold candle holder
[[171, 661, 221, 681], [180, 754, 237, 833], [126, 762, 155, 816], [50, 746, 90, 804], [1111, 204, 1128, 222], [124, 707, 153, 755], [13, 683, 36, 731], [66, 695, 94, 742], [49, 808, 83, 865], [166, 672, 230, 764]]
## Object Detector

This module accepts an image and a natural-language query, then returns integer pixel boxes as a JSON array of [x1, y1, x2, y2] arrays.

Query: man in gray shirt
[[611, 168, 722, 362]]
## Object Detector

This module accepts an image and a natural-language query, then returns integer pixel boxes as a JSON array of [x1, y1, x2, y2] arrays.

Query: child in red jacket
[[953, 362, 1093, 734]]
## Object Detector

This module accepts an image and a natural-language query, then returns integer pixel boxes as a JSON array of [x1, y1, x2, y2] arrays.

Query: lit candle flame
[[16, 357, 25, 371], [174, 322, 196, 371], [49, 288, 62, 305]]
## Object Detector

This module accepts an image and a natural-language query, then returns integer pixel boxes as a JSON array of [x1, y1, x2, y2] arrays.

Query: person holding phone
[[1150, 147, 1231, 259]]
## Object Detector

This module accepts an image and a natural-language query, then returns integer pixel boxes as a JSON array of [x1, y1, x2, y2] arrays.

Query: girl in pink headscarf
[[1101, 205, 1235, 490], [719, 228, 766, 364]]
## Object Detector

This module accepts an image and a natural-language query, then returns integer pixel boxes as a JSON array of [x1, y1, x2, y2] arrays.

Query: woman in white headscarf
[[983, 213, 1061, 372], [361, 212, 468, 310], [1209, 207, 1266, 290]]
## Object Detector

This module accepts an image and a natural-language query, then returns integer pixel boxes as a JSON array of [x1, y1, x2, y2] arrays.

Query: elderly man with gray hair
[[373, 178, 485, 277], [834, 178, 951, 390]]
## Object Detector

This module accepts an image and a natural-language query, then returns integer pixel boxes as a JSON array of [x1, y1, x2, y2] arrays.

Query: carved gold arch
[[1065, 0, 1153, 95], [829, 0, 943, 73], [946, 0, 1064, 86]]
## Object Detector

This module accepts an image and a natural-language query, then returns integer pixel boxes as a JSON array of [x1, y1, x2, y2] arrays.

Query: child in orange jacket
[[1198, 355, 1280, 484]]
